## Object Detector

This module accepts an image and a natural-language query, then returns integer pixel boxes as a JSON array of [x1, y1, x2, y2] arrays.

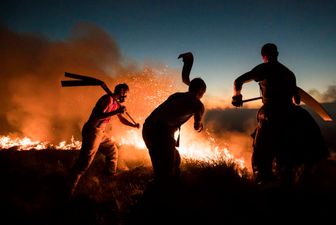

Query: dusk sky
[[2, 0, 336, 102]]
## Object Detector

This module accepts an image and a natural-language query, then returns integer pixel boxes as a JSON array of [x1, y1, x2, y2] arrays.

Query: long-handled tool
[[241, 91, 332, 121], [242, 96, 262, 103], [61, 72, 138, 125]]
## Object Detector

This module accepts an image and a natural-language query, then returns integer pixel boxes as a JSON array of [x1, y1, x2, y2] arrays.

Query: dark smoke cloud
[[204, 108, 257, 134], [204, 104, 336, 157], [202, 108, 258, 167], [0, 23, 180, 143], [309, 85, 336, 103], [306, 87, 336, 152]]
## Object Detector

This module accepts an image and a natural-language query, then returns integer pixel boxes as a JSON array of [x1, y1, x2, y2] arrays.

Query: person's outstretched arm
[[117, 113, 140, 128], [232, 71, 256, 107]]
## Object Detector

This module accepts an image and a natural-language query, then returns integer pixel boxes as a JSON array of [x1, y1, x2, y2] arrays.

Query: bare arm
[[232, 70, 257, 107], [96, 107, 123, 119], [194, 103, 205, 132], [117, 114, 140, 128], [233, 71, 256, 96]]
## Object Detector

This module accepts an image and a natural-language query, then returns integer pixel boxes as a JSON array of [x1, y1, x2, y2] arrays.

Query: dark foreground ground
[[0, 149, 335, 225]]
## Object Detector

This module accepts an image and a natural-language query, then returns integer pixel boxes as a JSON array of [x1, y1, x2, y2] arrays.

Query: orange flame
[[177, 126, 246, 170], [0, 135, 81, 151], [0, 129, 245, 169]]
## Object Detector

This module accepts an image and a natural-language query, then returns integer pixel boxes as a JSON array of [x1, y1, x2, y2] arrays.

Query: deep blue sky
[[2, 0, 336, 100]]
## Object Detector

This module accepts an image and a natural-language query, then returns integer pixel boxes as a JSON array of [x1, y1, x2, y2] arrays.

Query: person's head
[[188, 78, 206, 99], [261, 43, 278, 62], [114, 83, 129, 103]]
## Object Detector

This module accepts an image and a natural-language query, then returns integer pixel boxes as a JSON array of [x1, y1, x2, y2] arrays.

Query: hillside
[[0, 149, 335, 225]]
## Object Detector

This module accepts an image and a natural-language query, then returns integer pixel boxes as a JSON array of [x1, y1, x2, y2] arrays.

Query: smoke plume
[[309, 85, 336, 103], [0, 23, 180, 143]]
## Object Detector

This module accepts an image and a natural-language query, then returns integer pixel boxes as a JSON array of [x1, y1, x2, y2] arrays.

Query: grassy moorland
[[0, 149, 335, 225]]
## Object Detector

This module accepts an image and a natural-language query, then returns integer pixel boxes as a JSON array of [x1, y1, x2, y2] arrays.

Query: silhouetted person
[[68, 83, 139, 196], [232, 43, 329, 187], [142, 78, 206, 182]]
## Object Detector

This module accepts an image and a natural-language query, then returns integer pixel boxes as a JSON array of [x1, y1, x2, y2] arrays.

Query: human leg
[[252, 109, 276, 184], [99, 136, 118, 175], [68, 124, 104, 195], [143, 122, 178, 180]]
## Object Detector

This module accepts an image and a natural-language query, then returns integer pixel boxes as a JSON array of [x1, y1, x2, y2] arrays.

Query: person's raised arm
[[178, 52, 194, 86]]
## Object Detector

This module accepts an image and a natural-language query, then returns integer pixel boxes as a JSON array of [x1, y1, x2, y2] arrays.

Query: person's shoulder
[[98, 94, 110, 99], [255, 62, 265, 68], [189, 94, 204, 106], [278, 62, 295, 74], [174, 92, 185, 96], [195, 98, 205, 111], [169, 92, 185, 99], [97, 94, 112, 104], [251, 63, 266, 71]]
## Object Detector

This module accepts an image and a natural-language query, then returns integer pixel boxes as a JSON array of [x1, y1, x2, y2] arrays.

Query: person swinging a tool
[[232, 43, 329, 187], [142, 52, 206, 182], [68, 83, 140, 196]]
